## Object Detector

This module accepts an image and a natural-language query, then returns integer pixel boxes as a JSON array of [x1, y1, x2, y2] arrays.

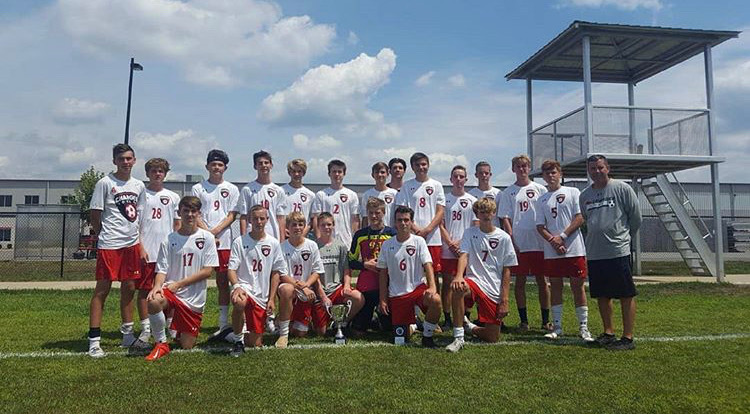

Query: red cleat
[[145, 342, 170, 361]]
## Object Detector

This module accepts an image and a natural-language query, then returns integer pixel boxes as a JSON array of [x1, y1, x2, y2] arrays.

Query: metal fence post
[[60, 212, 66, 278]]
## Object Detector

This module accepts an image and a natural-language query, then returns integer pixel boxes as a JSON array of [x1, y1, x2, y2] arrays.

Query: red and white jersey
[[360, 187, 398, 228], [469, 186, 501, 225], [459, 226, 517, 303], [138, 188, 180, 262], [311, 187, 359, 247], [228, 234, 287, 308], [536, 186, 586, 259], [377, 234, 431, 297], [238, 181, 288, 240], [281, 238, 325, 283], [442, 192, 478, 259], [395, 178, 446, 246], [497, 182, 547, 252], [282, 184, 315, 223], [155, 228, 219, 313], [191, 180, 239, 250], [90, 174, 146, 249]]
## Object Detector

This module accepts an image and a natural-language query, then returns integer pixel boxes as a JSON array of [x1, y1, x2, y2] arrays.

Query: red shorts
[[511, 251, 544, 276], [544, 256, 587, 278], [136, 262, 157, 290], [390, 284, 429, 325], [95, 244, 142, 281], [292, 285, 350, 330], [244, 298, 268, 335], [216, 249, 231, 273], [464, 278, 503, 325], [441, 258, 465, 278], [163, 288, 203, 337], [427, 245, 442, 273]]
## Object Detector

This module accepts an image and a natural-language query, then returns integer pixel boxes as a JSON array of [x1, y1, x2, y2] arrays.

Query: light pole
[[124, 57, 143, 145]]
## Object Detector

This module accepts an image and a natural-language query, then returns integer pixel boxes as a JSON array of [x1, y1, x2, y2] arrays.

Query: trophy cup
[[327, 300, 352, 345]]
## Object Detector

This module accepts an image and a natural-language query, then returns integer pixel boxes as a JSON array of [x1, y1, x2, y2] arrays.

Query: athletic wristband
[[560, 232, 568, 240]]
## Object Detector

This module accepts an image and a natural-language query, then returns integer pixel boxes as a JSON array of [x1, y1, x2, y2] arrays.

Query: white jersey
[[191, 180, 239, 250], [360, 187, 398, 228], [281, 238, 325, 283], [155, 229, 219, 313], [282, 184, 315, 223], [139, 188, 180, 262], [498, 182, 547, 252], [238, 181, 288, 240], [469, 186, 501, 225], [536, 186, 586, 259], [311, 187, 359, 247], [90, 174, 146, 249], [442, 192, 478, 259], [228, 234, 288, 308], [377, 234, 431, 297], [459, 226, 517, 303], [395, 178, 446, 246]]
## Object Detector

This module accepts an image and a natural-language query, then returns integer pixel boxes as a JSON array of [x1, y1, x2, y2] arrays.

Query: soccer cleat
[[145, 342, 170, 361], [120, 335, 137, 348], [499, 322, 510, 334], [128, 339, 151, 356], [421, 336, 437, 349], [439, 318, 453, 333], [207, 326, 233, 343], [224, 332, 237, 343], [594, 333, 617, 347], [168, 329, 178, 339], [607, 337, 635, 351], [275, 335, 289, 349], [517, 322, 530, 332], [230, 341, 245, 358], [88, 346, 105, 359], [544, 326, 563, 340], [579, 326, 595, 343], [542, 322, 554, 332], [445, 338, 465, 353], [266, 315, 278, 335]]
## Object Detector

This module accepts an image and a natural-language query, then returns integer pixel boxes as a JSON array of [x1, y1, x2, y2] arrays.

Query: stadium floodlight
[[124, 57, 143, 145]]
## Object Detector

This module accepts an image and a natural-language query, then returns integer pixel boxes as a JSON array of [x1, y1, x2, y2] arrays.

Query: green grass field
[[1, 283, 749, 413]]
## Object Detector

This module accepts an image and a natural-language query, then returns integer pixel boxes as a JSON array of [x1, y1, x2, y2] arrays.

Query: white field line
[[1, 333, 749, 359]]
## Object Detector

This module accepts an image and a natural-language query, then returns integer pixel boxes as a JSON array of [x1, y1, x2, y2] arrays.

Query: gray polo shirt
[[579, 179, 642, 261]]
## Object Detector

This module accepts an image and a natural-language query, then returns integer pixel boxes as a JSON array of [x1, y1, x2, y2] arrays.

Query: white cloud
[[448, 74, 466, 87], [347, 31, 359, 45], [53, 98, 110, 124], [57, 0, 336, 87], [132, 129, 220, 177], [0, 156, 8, 167], [292, 133, 342, 150], [559, 0, 663, 11], [415, 71, 435, 87], [59, 146, 98, 165]]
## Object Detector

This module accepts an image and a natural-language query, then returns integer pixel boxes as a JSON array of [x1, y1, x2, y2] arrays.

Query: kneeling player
[[536, 160, 593, 342], [447, 198, 517, 352], [144, 196, 219, 360], [227, 205, 290, 355], [378, 206, 442, 348]]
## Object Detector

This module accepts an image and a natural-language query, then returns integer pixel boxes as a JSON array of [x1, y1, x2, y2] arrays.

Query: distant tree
[[61, 166, 104, 223]]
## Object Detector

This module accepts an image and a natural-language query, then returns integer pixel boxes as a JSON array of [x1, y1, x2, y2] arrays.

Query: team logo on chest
[[384, 194, 393, 204], [406, 245, 416, 256], [460, 199, 469, 209], [526, 189, 536, 199], [160, 196, 170, 206], [340, 193, 348, 203], [301, 250, 311, 261], [556, 194, 566, 203], [220, 189, 229, 198], [114, 192, 139, 222], [300, 193, 307, 202], [261, 245, 271, 257], [267, 189, 275, 198], [195, 237, 205, 249], [489, 238, 499, 249], [425, 186, 434, 196]]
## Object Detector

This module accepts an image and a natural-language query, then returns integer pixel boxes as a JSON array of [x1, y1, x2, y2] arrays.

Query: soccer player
[[280, 212, 325, 337], [133, 158, 180, 350], [387, 157, 407, 191], [378, 206, 442, 347], [349, 198, 396, 333], [282, 159, 316, 235], [439, 165, 478, 330], [191, 149, 239, 342], [498, 154, 551, 331], [144, 196, 219, 360], [468, 161, 501, 225], [311, 159, 360, 247], [535, 160, 594, 342], [239, 150, 288, 241], [580, 155, 642, 350], [446, 197, 517, 352], [360, 162, 398, 228], [87, 143, 146, 358], [227, 205, 291, 355]]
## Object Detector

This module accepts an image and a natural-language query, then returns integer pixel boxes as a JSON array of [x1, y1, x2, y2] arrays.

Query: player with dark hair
[[360, 162, 398, 228], [387, 157, 407, 191], [469, 161, 501, 226], [311, 159, 360, 247], [239, 150, 288, 242]]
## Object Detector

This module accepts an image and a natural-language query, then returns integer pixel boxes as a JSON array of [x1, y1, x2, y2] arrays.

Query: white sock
[[453, 327, 465, 340], [88, 337, 101, 350], [464, 317, 478, 334], [278, 320, 290, 337], [552, 304, 563, 329], [423, 321, 437, 338], [138, 318, 151, 341], [219, 306, 229, 328], [149, 312, 168, 343], [575, 306, 589, 327], [120, 322, 135, 344]]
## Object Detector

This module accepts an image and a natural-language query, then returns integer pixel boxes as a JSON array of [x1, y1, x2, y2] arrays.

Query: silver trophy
[[327, 300, 352, 345]]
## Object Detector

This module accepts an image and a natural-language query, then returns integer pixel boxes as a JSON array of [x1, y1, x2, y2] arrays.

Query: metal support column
[[628, 82, 636, 153], [526, 77, 533, 163], [583, 36, 594, 156], [705, 45, 725, 282], [632, 177, 642, 275]]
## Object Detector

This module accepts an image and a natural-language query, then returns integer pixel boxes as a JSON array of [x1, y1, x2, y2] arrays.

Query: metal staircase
[[642, 174, 716, 277]]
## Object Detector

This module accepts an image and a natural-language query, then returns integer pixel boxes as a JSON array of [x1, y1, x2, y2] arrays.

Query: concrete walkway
[[2, 275, 750, 290]]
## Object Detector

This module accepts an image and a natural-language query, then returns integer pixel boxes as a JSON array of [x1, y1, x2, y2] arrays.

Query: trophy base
[[394, 336, 405, 345], [335, 338, 346, 345]]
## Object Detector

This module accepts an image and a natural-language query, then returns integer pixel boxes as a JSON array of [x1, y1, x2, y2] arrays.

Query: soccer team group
[[86, 143, 642, 359]]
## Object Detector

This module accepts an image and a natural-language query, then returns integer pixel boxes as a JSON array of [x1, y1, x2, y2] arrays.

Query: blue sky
[[1, 0, 748, 184]]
